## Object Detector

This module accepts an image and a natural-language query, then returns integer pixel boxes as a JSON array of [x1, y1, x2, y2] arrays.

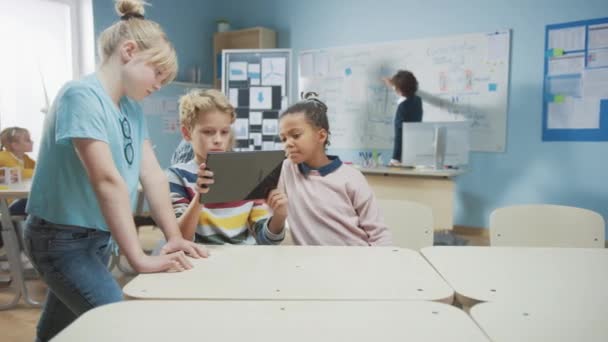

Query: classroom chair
[[489, 204, 605, 248], [377, 199, 434, 250]]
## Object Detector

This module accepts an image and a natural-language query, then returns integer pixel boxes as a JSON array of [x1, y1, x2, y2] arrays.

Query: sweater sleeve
[[248, 200, 285, 245], [349, 172, 393, 246], [166, 168, 192, 218]]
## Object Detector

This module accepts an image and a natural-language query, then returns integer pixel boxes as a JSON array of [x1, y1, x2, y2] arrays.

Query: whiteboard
[[299, 30, 511, 152]]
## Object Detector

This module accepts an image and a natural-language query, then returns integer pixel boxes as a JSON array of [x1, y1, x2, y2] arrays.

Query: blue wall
[[93, 0, 219, 84], [215, 0, 608, 235], [94, 0, 608, 234]]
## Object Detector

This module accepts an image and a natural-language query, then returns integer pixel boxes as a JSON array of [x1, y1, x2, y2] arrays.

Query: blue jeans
[[9, 198, 28, 216], [23, 216, 123, 342]]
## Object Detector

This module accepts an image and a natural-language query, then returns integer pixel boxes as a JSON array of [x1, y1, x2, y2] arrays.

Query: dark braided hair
[[280, 91, 331, 147]]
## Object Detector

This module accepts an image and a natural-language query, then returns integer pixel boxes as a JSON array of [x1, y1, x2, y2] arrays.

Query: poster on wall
[[222, 49, 292, 151]]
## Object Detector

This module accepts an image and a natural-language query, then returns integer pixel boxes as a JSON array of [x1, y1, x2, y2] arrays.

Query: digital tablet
[[199, 150, 285, 204]]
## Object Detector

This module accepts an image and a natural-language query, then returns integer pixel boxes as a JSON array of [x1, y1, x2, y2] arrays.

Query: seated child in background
[[276, 93, 392, 246], [0, 126, 35, 214], [0, 126, 35, 263], [167, 89, 287, 245]]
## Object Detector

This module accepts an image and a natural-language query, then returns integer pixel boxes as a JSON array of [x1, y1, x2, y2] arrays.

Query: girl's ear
[[181, 125, 192, 142], [119, 40, 138, 63], [317, 128, 328, 145]]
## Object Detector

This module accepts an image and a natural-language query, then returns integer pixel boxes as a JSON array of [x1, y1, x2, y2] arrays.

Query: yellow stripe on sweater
[[248, 207, 270, 225], [199, 211, 251, 230]]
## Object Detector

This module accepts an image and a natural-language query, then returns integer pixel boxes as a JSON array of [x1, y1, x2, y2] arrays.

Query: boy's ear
[[119, 40, 138, 63], [181, 125, 192, 141]]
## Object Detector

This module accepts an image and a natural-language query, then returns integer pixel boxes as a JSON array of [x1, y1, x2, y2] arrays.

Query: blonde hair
[[97, 0, 178, 85], [178, 89, 236, 131], [0, 127, 29, 151]]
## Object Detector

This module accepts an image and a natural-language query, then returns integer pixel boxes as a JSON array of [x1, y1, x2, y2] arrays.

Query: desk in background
[[421, 246, 608, 309], [124, 245, 454, 303], [54, 300, 488, 342], [0, 181, 40, 309], [359, 166, 464, 230]]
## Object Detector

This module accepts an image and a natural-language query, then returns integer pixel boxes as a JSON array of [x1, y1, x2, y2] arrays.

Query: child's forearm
[[141, 171, 183, 241], [177, 194, 202, 241], [74, 138, 147, 269], [93, 176, 147, 266], [268, 214, 286, 234]]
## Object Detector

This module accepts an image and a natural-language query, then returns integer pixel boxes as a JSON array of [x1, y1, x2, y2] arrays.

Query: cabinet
[[213, 27, 276, 89]]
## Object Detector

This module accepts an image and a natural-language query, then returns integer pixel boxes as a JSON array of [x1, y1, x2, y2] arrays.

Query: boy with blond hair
[[167, 89, 287, 244]]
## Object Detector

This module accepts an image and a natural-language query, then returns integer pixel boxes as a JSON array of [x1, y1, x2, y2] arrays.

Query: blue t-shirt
[[27, 74, 148, 231]]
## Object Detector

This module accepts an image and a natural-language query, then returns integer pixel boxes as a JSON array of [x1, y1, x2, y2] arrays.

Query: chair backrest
[[489, 204, 605, 248], [377, 199, 434, 250]]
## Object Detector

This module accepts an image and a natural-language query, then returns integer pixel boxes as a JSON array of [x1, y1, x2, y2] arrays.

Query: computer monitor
[[401, 121, 470, 168]]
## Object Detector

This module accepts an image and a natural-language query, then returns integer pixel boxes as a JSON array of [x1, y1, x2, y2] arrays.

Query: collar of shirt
[[397, 96, 407, 104], [298, 155, 342, 177]]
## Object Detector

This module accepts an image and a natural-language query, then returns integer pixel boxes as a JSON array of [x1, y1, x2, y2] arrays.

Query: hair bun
[[115, 0, 146, 18], [301, 91, 319, 100]]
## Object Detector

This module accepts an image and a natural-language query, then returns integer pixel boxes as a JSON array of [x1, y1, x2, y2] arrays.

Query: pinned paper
[[553, 94, 565, 103], [546, 48, 565, 58], [488, 83, 498, 92], [249, 111, 263, 125]]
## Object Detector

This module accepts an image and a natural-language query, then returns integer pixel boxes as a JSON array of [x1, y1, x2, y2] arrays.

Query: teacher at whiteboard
[[382, 70, 423, 166]]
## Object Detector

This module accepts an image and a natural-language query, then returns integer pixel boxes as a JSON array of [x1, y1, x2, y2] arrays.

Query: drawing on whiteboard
[[439, 68, 475, 92], [299, 30, 511, 152]]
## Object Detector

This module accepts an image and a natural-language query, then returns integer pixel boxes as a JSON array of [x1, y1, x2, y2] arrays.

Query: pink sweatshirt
[[278, 157, 392, 246]]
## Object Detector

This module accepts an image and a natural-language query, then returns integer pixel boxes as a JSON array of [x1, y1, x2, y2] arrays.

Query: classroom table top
[[421, 246, 608, 307], [470, 301, 608, 342], [53, 300, 489, 342], [123, 245, 454, 302], [0, 180, 31, 197]]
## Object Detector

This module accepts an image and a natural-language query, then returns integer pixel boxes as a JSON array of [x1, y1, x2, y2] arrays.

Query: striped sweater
[[167, 160, 284, 245]]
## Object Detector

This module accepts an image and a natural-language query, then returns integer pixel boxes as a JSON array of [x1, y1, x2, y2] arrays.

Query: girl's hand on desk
[[160, 237, 209, 259], [134, 252, 193, 273]]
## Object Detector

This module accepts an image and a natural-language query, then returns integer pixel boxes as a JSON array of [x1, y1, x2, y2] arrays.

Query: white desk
[[0, 181, 41, 309], [53, 300, 488, 342], [421, 246, 608, 308], [124, 245, 454, 302], [471, 301, 608, 342], [359, 166, 464, 230]]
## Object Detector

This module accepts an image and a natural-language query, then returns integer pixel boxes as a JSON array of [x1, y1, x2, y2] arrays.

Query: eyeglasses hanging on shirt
[[120, 116, 134, 166]]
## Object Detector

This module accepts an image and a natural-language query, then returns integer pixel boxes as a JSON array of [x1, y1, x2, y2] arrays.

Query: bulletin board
[[222, 49, 292, 151], [542, 17, 608, 141]]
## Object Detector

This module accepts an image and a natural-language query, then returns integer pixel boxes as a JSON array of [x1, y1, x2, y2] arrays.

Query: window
[[0, 0, 94, 159]]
